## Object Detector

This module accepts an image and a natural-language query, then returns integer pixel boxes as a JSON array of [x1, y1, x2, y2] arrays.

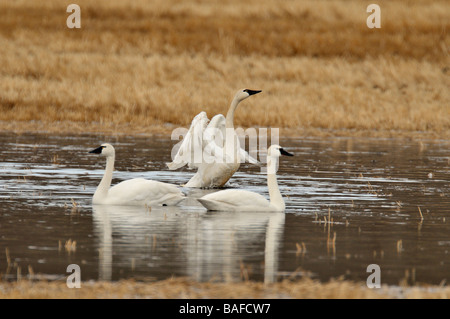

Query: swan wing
[[239, 148, 260, 165], [202, 114, 231, 163], [108, 178, 184, 205], [205, 114, 253, 164], [200, 189, 270, 208], [167, 111, 259, 170], [167, 112, 209, 170], [206, 114, 226, 138], [207, 114, 258, 165]]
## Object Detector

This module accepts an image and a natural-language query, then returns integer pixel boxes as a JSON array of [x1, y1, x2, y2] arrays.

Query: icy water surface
[[0, 133, 449, 286]]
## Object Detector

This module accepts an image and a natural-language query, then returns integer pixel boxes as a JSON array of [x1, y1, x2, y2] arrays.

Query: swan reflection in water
[[92, 204, 285, 283]]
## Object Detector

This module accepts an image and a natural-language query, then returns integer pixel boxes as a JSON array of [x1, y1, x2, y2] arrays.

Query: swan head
[[89, 143, 115, 157], [267, 145, 294, 158], [266, 145, 293, 175], [234, 88, 262, 102]]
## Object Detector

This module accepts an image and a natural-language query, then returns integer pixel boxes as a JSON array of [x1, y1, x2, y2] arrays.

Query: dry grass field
[[1, 277, 449, 299], [0, 0, 448, 137]]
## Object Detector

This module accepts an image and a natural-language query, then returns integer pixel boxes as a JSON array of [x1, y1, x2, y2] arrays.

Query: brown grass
[[0, 0, 449, 137], [1, 277, 449, 299]]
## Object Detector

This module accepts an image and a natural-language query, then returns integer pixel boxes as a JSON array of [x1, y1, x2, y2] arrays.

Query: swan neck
[[267, 156, 284, 210], [95, 155, 114, 200], [225, 97, 240, 128]]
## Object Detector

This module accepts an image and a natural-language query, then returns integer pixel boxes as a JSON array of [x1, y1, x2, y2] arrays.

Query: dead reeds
[[0, 276, 449, 299], [0, 0, 448, 137]]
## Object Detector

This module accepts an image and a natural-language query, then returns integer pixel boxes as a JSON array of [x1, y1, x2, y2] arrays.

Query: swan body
[[167, 89, 261, 188], [197, 145, 293, 212], [90, 143, 185, 206]]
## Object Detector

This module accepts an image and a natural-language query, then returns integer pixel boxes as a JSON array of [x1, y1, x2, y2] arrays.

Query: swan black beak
[[246, 89, 262, 96], [89, 146, 104, 154], [280, 148, 293, 156]]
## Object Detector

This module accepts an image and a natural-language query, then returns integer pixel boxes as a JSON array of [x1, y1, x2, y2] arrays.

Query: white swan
[[197, 145, 293, 211], [167, 89, 261, 188], [89, 143, 185, 206]]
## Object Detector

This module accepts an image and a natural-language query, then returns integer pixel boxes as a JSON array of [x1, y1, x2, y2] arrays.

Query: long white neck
[[266, 156, 285, 211], [224, 96, 242, 163], [94, 155, 114, 202], [225, 96, 240, 129]]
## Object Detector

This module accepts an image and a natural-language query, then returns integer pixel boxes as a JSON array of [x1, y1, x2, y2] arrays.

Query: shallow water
[[0, 133, 449, 286]]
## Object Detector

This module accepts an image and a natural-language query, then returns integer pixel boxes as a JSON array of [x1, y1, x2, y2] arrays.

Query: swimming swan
[[167, 89, 261, 188], [89, 143, 185, 206], [197, 145, 293, 211]]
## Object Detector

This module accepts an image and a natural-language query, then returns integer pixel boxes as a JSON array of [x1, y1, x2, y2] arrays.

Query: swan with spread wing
[[167, 89, 261, 188]]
